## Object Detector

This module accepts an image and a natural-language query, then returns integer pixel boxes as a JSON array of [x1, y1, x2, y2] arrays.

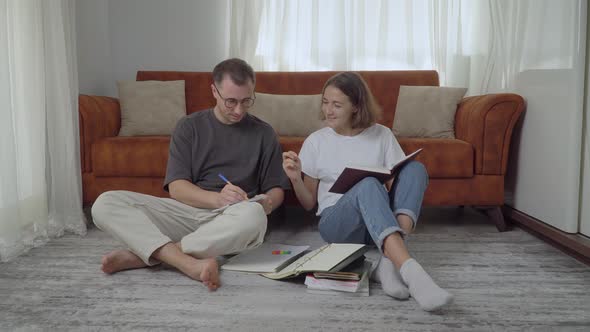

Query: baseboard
[[503, 205, 590, 265]]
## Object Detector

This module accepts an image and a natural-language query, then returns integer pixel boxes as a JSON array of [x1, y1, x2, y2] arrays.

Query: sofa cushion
[[249, 93, 324, 136], [398, 138, 473, 178], [117, 80, 186, 136], [93, 137, 170, 177], [393, 85, 467, 139], [137, 70, 440, 127]]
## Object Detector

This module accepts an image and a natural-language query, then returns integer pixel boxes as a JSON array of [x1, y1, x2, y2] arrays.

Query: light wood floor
[[1, 207, 589, 331]]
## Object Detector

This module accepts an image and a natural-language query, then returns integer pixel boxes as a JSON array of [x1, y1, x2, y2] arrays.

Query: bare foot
[[151, 242, 221, 291], [179, 258, 220, 291], [101, 249, 147, 274]]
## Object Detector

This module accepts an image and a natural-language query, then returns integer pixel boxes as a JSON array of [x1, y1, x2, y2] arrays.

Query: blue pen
[[218, 173, 230, 184], [218, 173, 248, 200]]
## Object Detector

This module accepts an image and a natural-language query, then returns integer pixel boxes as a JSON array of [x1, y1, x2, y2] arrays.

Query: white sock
[[371, 255, 410, 300], [399, 258, 453, 311]]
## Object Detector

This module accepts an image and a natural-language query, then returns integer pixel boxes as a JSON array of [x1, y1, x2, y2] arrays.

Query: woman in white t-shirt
[[282, 72, 452, 312]]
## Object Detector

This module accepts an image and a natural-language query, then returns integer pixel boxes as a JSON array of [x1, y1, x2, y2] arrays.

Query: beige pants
[[91, 190, 267, 265]]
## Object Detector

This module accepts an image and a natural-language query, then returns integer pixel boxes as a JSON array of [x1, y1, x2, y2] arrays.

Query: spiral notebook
[[221, 243, 310, 273], [262, 243, 368, 280]]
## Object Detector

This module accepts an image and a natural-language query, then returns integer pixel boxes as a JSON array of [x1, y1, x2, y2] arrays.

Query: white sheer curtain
[[229, 0, 579, 95], [0, 0, 86, 262]]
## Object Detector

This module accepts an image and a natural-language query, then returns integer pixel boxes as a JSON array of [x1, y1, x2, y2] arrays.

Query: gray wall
[[76, 0, 229, 97], [500, 1, 586, 234], [76, 0, 113, 96]]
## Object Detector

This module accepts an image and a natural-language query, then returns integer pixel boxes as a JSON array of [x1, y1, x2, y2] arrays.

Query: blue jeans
[[319, 161, 428, 251]]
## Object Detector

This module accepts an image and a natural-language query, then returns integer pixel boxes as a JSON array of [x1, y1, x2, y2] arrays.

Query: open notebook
[[262, 243, 368, 280], [329, 148, 423, 194], [221, 243, 310, 273]]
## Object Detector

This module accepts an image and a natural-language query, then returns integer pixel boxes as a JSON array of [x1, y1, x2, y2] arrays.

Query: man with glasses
[[92, 58, 290, 291]]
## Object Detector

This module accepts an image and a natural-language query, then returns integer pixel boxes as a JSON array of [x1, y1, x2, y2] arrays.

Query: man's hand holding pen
[[218, 173, 248, 207], [218, 173, 272, 215]]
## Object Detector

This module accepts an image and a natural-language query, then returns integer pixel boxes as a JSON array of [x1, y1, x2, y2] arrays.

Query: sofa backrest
[[136, 70, 439, 128]]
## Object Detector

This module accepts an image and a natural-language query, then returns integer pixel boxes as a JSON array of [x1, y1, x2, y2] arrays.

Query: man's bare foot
[[151, 242, 220, 291], [178, 258, 220, 291], [101, 249, 147, 274]]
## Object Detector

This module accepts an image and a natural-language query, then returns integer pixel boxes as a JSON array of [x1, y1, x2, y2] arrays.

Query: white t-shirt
[[299, 124, 406, 215]]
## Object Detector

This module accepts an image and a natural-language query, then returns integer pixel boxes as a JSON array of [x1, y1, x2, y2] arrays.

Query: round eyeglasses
[[214, 84, 256, 109]]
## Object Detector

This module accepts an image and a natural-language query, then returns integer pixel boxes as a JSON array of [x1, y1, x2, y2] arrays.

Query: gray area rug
[[1, 207, 589, 331]]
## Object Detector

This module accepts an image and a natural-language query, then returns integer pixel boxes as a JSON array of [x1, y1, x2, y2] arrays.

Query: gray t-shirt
[[164, 109, 290, 197]]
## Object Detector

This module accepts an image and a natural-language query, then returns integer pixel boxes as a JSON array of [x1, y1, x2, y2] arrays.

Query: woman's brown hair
[[320, 72, 382, 129]]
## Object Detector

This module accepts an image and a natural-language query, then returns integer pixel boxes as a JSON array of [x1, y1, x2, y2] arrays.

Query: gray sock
[[371, 255, 410, 300], [400, 258, 453, 311]]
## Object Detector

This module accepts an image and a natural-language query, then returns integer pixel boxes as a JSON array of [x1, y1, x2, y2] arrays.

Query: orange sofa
[[79, 70, 525, 231]]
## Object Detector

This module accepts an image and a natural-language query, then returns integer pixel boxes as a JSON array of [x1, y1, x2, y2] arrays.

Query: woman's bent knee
[[402, 161, 428, 178], [356, 177, 382, 190]]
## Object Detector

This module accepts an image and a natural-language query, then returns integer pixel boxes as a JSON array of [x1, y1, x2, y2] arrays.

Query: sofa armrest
[[455, 93, 525, 175], [79, 95, 121, 173]]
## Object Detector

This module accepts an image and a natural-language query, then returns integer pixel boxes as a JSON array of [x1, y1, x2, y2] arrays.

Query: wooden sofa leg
[[485, 206, 509, 232], [473, 206, 509, 232], [454, 205, 465, 218]]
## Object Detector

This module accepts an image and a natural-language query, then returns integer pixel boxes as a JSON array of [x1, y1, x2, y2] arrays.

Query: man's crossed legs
[[91, 190, 267, 291]]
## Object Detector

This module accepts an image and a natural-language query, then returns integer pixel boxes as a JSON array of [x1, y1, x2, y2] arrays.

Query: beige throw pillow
[[117, 80, 186, 136], [249, 93, 324, 136], [392, 85, 467, 139]]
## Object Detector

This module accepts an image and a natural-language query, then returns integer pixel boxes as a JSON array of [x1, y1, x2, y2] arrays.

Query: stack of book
[[221, 242, 373, 297], [304, 259, 372, 297]]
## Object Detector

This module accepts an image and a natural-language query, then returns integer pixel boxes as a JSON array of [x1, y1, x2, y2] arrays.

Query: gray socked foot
[[400, 258, 453, 311], [371, 255, 410, 300]]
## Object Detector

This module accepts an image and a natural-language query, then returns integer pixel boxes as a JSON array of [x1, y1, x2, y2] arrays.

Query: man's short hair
[[212, 58, 255, 86]]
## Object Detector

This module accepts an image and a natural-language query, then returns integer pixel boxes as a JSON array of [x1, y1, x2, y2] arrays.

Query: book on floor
[[328, 148, 423, 194], [261, 243, 369, 280], [305, 260, 372, 297], [312, 270, 361, 281], [221, 243, 310, 273]]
